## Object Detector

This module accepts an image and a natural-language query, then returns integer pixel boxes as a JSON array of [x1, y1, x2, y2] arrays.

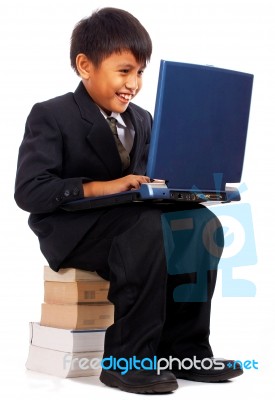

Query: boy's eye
[[118, 69, 144, 76]]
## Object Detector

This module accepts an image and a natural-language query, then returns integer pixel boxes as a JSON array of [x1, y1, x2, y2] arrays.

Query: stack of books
[[25, 266, 113, 377], [41, 266, 113, 330]]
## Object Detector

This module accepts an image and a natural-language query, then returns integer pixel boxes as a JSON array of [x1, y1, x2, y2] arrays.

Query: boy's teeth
[[119, 93, 131, 100]]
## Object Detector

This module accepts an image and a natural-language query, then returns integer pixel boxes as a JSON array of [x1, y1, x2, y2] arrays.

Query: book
[[44, 281, 110, 304], [25, 344, 103, 378], [44, 265, 105, 282], [41, 303, 114, 329], [29, 322, 106, 352]]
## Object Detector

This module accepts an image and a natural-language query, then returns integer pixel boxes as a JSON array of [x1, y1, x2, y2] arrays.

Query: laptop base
[[61, 183, 240, 212]]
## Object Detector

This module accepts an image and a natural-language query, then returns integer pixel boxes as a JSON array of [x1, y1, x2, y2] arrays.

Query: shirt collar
[[98, 108, 127, 128]]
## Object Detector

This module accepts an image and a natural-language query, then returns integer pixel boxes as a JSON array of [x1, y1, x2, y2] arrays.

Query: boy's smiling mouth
[[116, 92, 134, 102]]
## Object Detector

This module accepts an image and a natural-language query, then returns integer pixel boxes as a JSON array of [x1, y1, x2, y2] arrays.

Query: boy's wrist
[[83, 181, 104, 197]]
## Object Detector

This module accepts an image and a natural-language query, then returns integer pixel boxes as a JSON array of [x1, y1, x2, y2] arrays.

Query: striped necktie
[[107, 117, 130, 170]]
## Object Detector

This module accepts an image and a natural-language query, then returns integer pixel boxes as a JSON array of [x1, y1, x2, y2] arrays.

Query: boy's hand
[[83, 175, 151, 197]]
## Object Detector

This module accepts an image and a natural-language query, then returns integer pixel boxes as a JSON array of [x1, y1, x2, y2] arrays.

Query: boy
[[14, 7, 243, 394]]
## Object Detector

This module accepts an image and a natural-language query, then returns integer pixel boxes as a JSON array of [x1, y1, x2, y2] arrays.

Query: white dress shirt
[[99, 108, 135, 153]]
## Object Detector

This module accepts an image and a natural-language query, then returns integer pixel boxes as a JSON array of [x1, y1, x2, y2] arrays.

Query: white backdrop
[[0, 0, 274, 398]]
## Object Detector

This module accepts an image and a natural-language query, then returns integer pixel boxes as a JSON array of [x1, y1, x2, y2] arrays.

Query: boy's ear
[[76, 54, 93, 79]]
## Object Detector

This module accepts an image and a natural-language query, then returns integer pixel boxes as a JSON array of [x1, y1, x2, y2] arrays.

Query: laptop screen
[[146, 60, 253, 191]]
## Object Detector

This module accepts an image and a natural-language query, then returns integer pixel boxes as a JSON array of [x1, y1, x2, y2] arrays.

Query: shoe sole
[[174, 367, 243, 383], [100, 372, 178, 393]]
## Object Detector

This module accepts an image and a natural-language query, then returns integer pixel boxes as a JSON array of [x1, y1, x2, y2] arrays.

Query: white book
[[29, 322, 106, 353], [26, 344, 103, 378]]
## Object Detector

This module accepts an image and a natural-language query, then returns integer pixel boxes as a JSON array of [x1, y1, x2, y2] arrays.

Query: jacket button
[[64, 190, 70, 197]]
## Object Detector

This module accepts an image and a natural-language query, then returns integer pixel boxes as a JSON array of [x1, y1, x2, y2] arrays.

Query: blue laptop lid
[[146, 60, 254, 190]]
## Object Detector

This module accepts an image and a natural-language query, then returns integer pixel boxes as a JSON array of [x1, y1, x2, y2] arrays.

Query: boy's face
[[80, 51, 145, 114]]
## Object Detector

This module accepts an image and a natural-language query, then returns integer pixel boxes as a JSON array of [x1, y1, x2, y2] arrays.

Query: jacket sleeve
[[14, 102, 84, 214]]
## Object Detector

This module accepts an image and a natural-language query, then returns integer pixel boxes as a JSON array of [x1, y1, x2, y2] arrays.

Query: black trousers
[[60, 203, 224, 361]]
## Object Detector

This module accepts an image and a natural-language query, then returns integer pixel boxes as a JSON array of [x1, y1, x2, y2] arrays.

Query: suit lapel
[[73, 82, 147, 177], [122, 105, 146, 173], [73, 82, 122, 178]]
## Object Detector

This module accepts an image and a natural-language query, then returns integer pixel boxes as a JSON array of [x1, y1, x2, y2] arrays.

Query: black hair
[[70, 7, 152, 75]]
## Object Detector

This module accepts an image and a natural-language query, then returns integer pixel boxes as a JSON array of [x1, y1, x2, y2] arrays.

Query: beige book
[[44, 265, 105, 282], [41, 303, 114, 330], [44, 281, 110, 304]]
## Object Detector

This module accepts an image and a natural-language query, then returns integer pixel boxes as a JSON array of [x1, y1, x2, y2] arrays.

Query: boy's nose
[[125, 76, 138, 91]]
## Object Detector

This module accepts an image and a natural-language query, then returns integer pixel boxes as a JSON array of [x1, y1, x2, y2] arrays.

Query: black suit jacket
[[15, 82, 152, 270]]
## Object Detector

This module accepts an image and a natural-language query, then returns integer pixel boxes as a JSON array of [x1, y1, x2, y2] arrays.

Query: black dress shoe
[[173, 359, 243, 383], [100, 369, 178, 394]]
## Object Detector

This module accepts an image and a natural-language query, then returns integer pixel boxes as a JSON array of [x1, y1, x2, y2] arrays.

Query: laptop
[[61, 60, 254, 212]]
